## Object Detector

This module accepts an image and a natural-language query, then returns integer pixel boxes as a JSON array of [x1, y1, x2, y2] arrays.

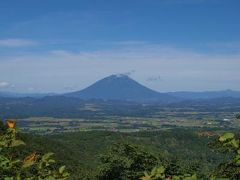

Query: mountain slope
[[65, 74, 175, 102]]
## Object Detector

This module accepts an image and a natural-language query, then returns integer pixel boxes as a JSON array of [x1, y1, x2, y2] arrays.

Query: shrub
[[0, 119, 69, 179], [211, 132, 240, 179]]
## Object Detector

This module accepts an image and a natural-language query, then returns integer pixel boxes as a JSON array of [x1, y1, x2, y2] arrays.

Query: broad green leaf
[[22, 160, 35, 168], [42, 152, 54, 161], [185, 174, 197, 180], [230, 139, 239, 148], [45, 176, 55, 180], [237, 149, 240, 154], [209, 176, 216, 180], [48, 159, 56, 163], [4, 177, 14, 180], [59, 165, 66, 174], [172, 176, 181, 180], [62, 172, 70, 177], [219, 133, 234, 142], [10, 140, 25, 147]]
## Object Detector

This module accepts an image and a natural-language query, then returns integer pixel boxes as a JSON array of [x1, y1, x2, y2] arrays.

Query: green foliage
[[141, 166, 166, 180], [212, 132, 240, 179], [219, 133, 235, 143], [0, 120, 69, 179], [141, 166, 197, 180], [97, 142, 158, 180], [22, 129, 226, 179], [1, 119, 239, 179]]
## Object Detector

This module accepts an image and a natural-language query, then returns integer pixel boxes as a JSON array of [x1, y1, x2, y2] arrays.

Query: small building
[[223, 118, 231, 122]]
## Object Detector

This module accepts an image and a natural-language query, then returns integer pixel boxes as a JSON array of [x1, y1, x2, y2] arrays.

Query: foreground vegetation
[[0, 115, 240, 179], [0, 120, 69, 179]]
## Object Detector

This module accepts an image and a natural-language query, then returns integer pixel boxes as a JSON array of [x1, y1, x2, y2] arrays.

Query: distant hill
[[168, 89, 240, 100], [65, 74, 176, 103], [0, 92, 56, 98], [0, 95, 239, 119]]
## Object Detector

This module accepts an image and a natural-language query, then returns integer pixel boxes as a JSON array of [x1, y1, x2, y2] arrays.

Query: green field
[[17, 111, 239, 134]]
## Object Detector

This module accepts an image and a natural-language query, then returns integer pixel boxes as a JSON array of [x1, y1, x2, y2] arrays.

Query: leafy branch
[[0, 120, 69, 180]]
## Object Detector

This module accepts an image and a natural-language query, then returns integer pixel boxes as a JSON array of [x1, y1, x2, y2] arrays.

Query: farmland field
[[17, 111, 239, 134]]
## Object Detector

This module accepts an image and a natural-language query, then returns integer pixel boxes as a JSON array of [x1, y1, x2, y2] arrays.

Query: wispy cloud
[[0, 81, 14, 89], [0, 39, 38, 47], [146, 76, 162, 82], [121, 70, 136, 76], [0, 42, 239, 92], [205, 42, 240, 54]]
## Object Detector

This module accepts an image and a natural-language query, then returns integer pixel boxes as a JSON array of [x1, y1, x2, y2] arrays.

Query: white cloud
[[0, 43, 239, 92], [0, 39, 37, 47], [0, 81, 11, 88]]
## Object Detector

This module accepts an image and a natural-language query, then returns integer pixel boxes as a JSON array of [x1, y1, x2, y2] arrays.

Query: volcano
[[65, 74, 175, 103]]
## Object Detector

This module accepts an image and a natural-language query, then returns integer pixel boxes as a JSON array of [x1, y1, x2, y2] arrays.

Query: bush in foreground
[[0, 120, 69, 179]]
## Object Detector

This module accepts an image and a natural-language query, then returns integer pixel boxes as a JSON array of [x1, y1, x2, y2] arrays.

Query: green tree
[[97, 142, 158, 180]]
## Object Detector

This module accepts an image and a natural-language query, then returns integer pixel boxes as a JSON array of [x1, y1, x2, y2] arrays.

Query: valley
[[17, 111, 239, 134]]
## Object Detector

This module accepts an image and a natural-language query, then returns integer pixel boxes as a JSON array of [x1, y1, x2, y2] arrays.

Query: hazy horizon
[[0, 73, 239, 94]]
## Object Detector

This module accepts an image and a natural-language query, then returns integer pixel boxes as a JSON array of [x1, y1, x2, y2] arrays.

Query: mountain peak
[[65, 74, 175, 102], [106, 74, 130, 80]]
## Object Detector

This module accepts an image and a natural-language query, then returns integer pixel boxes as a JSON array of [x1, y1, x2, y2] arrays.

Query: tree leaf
[[42, 152, 54, 161], [10, 140, 25, 147], [219, 133, 234, 142], [59, 165, 66, 174], [230, 139, 239, 148]]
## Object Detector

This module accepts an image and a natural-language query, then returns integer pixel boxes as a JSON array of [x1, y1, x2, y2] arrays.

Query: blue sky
[[0, 0, 240, 93]]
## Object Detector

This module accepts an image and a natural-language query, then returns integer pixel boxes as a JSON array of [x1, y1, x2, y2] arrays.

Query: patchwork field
[[17, 111, 239, 134]]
